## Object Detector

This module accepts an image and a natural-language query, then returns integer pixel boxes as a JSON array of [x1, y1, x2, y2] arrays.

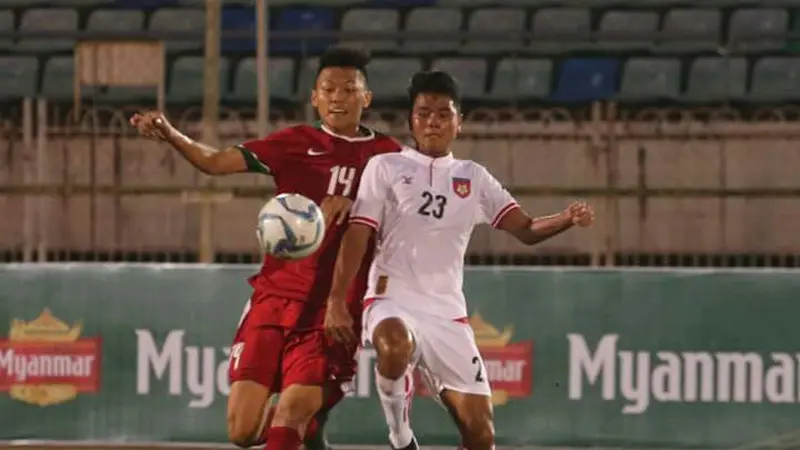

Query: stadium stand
[[0, 0, 796, 105]]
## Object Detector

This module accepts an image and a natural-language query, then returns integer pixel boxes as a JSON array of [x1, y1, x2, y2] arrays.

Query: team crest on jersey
[[452, 178, 471, 198]]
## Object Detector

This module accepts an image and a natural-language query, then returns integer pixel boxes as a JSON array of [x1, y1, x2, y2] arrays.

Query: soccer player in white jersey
[[324, 71, 594, 450]]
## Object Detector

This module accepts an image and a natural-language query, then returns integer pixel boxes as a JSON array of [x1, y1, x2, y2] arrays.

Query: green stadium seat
[[684, 57, 746, 102], [86, 9, 145, 33], [168, 56, 230, 104], [489, 58, 552, 100], [728, 8, 788, 53], [403, 8, 462, 54], [41, 56, 74, 101], [749, 57, 800, 101], [368, 58, 423, 100], [462, 8, 525, 54], [0, 56, 37, 100], [227, 57, 295, 102], [596, 10, 658, 50], [0, 10, 13, 51], [529, 8, 591, 54], [657, 9, 720, 53], [340, 9, 400, 51], [17, 8, 78, 52], [431, 58, 487, 99], [437, 0, 499, 7], [48, 0, 114, 5], [618, 58, 681, 101], [149, 8, 205, 52]]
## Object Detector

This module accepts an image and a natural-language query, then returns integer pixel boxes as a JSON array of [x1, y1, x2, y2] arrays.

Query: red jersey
[[236, 122, 401, 327]]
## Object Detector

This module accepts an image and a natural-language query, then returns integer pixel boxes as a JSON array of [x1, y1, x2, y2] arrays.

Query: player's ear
[[456, 112, 463, 133], [363, 88, 373, 109], [311, 89, 319, 109]]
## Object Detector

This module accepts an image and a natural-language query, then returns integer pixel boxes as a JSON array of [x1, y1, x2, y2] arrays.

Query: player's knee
[[460, 414, 495, 450], [272, 385, 324, 430], [373, 318, 414, 379], [227, 381, 273, 447]]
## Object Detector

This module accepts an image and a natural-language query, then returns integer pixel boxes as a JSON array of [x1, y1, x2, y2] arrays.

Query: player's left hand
[[567, 201, 594, 227], [320, 195, 353, 227]]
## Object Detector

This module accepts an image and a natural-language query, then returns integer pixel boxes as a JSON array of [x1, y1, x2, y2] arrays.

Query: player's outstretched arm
[[130, 111, 247, 175], [498, 201, 594, 245], [325, 223, 375, 345]]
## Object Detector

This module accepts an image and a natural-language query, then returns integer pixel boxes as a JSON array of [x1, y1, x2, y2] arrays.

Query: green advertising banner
[[1, 264, 800, 449]]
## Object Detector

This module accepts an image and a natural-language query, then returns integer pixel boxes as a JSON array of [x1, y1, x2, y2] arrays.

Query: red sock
[[265, 427, 301, 450]]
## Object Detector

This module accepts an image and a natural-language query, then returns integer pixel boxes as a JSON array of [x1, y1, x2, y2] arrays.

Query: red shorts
[[228, 295, 359, 398]]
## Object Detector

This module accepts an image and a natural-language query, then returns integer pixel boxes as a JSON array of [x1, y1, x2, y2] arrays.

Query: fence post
[[36, 98, 48, 262], [603, 101, 619, 266], [22, 98, 34, 262], [199, 0, 222, 264], [256, 0, 269, 138]]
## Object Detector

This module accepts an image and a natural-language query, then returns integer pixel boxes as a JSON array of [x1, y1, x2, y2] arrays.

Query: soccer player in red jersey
[[130, 48, 401, 450]]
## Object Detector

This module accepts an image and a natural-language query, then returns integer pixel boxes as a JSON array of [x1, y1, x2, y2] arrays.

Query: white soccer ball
[[256, 193, 326, 260]]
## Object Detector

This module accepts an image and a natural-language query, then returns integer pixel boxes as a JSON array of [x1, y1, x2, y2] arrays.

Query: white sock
[[375, 368, 414, 448]]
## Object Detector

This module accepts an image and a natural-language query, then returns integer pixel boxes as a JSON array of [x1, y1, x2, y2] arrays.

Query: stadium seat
[[489, 58, 552, 100], [41, 56, 75, 101], [596, 10, 658, 50], [368, 58, 423, 100], [340, 9, 400, 51], [49, 0, 114, 5], [431, 58, 487, 99], [17, 8, 79, 52], [530, 8, 591, 54], [87, 9, 145, 33], [271, 8, 335, 54], [114, 0, 177, 7], [221, 7, 256, 53], [403, 8, 462, 54], [0, 57, 37, 100], [749, 57, 800, 101], [365, 0, 436, 6], [684, 57, 746, 102], [149, 8, 205, 51], [618, 58, 681, 101], [551, 58, 618, 103], [0, 10, 12, 51], [169, 56, 230, 104], [728, 8, 789, 53], [296, 57, 319, 96], [227, 57, 295, 102], [462, 8, 525, 54], [657, 9, 720, 53]]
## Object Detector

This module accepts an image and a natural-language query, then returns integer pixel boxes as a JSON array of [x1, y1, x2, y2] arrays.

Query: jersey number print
[[327, 165, 356, 196], [418, 190, 447, 219]]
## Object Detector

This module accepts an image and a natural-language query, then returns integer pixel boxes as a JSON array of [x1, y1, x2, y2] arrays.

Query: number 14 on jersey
[[327, 165, 356, 196]]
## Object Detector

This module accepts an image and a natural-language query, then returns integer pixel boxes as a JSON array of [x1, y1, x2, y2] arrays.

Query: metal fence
[[2, 102, 800, 266]]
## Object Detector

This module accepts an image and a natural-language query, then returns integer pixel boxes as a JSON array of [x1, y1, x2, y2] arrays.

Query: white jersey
[[349, 147, 518, 319]]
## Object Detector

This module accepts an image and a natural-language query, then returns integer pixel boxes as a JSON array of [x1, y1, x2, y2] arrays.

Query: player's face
[[411, 93, 461, 155], [312, 67, 372, 135]]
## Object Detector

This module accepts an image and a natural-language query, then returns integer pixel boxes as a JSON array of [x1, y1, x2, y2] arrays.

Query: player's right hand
[[130, 111, 174, 141], [324, 298, 356, 347], [320, 196, 353, 227]]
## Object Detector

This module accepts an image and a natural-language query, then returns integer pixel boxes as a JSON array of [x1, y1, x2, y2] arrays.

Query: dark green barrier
[[1, 265, 799, 449]]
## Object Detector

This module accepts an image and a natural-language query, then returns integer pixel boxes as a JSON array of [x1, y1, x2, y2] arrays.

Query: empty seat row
[[0, 6, 795, 54], [1, 55, 799, 104]]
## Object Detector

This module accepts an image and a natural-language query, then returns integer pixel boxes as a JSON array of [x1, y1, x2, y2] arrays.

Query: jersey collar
[[313, 121, 375, 142], [402, 146, 455, 166]]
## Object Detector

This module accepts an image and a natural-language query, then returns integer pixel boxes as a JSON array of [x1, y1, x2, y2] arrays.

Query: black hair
[[407, 70, 461, 109], [316, 47, 371, 80]]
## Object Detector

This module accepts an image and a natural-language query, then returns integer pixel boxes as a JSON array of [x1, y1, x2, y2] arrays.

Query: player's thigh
[[271, 330, 330, 428], [416, 318, 492, 399], [227, 313, 285, 442]]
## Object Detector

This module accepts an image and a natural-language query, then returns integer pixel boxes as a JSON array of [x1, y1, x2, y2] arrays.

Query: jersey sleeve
[[349, 157, 388, 231], [478, 166, 519, 228], [234, 128, 299, 175]]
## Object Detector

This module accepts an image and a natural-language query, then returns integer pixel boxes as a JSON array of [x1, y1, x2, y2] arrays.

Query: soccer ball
[[256, 193, 326, 260]]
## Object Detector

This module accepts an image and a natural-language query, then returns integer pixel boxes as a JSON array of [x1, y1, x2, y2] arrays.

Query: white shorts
[[363, 298, 491, 398]]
